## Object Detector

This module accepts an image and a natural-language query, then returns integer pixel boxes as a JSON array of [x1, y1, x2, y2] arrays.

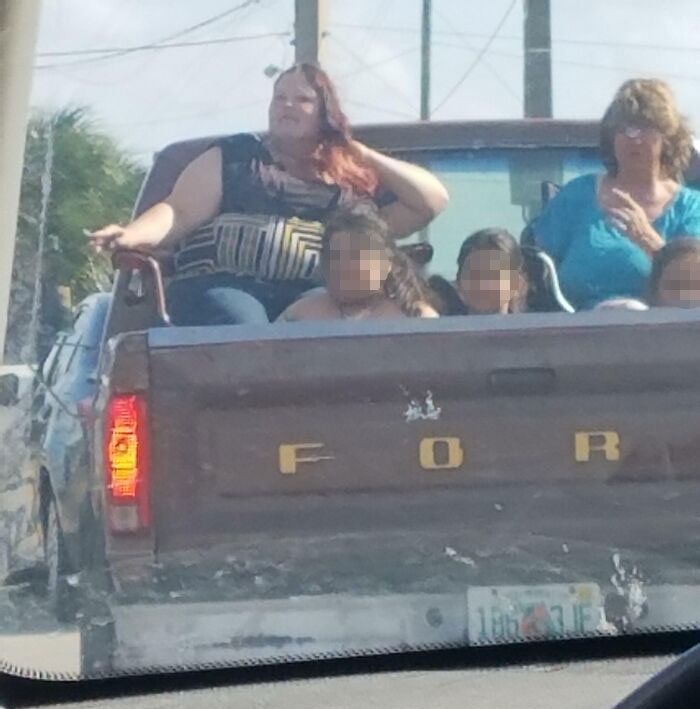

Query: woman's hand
[[603, 188, 665, 255], [350, 140, 449, 239], [85, 224, 136, 253]]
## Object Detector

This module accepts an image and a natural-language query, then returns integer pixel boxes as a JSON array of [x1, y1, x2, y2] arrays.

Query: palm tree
[[6, 107, 146, 364]]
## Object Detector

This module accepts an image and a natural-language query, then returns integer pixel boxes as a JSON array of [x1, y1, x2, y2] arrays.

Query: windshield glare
[[2, 0, 700, 685]]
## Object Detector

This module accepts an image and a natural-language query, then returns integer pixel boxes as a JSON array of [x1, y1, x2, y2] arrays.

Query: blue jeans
[[166, 273, 313, 326]]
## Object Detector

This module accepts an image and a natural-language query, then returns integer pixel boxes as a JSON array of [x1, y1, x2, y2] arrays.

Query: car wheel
[[44, 496, 77, 623]]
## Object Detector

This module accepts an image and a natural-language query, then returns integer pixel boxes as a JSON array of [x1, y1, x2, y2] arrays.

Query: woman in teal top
[[535, 79, 700, 310]]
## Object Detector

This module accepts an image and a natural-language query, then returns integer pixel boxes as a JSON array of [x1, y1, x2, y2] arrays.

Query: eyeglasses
[[618, 125, 660, 140]]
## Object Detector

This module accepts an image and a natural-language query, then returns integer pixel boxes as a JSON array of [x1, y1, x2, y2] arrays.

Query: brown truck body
[[74, 120, 700, 674]]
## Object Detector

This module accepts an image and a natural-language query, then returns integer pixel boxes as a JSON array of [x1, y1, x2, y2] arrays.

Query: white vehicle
[[0, 363, 40, 584]]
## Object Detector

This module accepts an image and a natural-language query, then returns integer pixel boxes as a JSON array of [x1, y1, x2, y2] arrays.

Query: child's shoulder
[[278, 291, 339, 321]]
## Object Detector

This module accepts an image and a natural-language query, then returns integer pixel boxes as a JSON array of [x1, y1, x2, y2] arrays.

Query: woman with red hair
[[89, 63, 449, 324]]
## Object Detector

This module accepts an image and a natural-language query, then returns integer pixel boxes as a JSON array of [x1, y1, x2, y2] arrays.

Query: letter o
[[419, 437, 464, 470]]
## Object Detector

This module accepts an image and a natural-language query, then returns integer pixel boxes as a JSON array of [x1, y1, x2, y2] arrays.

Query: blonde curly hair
[[600, 78, 693, 181]]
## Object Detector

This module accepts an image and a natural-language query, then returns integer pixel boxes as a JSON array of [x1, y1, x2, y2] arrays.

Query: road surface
[[6, 655, 680, 708]]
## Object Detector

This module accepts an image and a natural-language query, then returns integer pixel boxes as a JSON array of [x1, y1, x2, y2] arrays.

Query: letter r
[[574, 431, 620, 462]]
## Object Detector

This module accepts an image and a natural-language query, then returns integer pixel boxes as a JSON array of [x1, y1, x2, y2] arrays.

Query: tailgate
[[146, 312, 700, 557]]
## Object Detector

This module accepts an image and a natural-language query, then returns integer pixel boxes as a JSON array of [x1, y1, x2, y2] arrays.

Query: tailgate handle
[[488, 367, 556, 394]]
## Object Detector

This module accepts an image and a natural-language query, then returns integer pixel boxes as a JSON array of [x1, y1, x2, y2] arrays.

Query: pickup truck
[[28, 120, 700, 677]]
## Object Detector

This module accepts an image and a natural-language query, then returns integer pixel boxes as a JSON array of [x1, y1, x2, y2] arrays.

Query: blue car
[[32, 293, 111, 620]]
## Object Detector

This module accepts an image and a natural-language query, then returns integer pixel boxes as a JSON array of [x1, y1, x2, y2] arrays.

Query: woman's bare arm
[[89, 147, 223, 251], [353, 142, 449, 239]]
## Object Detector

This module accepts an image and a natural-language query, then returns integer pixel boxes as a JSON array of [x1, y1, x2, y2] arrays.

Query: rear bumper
[[110, 592, 465, 671], [105, 583, 700, 674], [81, 480, 700, 673]]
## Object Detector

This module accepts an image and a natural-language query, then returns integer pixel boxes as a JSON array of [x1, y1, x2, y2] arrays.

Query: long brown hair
[[322, 209, 432, 317], [274, 63, 378, 197]]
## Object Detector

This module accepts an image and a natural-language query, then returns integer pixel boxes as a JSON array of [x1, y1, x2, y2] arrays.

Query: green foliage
[[18, 106, 146, 300], [6, 107, 146, 362]]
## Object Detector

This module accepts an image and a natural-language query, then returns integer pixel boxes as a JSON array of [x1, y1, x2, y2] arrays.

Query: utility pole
[[0, 1, 42, 363], [523, 0, 552, 118], [294, 0, 328, 65], [420, 0, 432, 120]]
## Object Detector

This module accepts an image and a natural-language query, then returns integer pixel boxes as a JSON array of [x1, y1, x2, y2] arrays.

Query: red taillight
[[105, 393, 150, 532]]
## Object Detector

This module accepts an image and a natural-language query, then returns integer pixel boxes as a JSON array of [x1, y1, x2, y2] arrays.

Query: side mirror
[[0, 373, 20, 407]]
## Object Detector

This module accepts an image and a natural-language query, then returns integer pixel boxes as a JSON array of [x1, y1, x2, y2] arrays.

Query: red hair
[[275, 63, 379, 197]]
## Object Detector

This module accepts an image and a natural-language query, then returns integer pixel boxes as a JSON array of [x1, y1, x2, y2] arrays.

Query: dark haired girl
[[430, 228, 526, 315], [278, 210, 438, 321]]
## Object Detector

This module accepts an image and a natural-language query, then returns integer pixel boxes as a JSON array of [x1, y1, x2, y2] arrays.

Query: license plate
[[467, 583, 602, 644]]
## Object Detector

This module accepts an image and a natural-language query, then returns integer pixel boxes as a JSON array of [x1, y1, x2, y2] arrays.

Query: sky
[[28, 0, 700, 163]]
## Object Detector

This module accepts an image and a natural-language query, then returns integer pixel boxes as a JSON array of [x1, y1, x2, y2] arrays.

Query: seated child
[[278, 210, 439, 321], [649, 237, 700, 309], [430, 228, 527, 315]]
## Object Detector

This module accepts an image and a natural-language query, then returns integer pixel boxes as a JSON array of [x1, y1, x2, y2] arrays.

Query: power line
[[155, 0, 261, 43], [552, 57, 700, 84], [338, 46, 422, 81], [38, 34, 288, 58], [334, 22, 497, 37], [344, 99, 416, 120], [134, 2, 270, 132], [35, 0, 262, 69], [357, 0, 397, 89], [111, 98, 269, 130], [432, 42, 700, 85], [328, 33, 417, 112], [432, 5, 521, 107], [432, 0, 518, 115], [332, 22, 700, 55], [35, 32, 291, 69]]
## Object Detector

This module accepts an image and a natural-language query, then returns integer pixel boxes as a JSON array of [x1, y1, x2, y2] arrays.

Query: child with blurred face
[[278, 210, 438, 321], [649, 237, 700, 308], [456, 228, 526, 314], [326, 229, 390, 307]]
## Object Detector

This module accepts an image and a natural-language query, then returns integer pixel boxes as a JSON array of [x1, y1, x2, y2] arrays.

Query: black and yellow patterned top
[[172, 133, 377, 282]]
